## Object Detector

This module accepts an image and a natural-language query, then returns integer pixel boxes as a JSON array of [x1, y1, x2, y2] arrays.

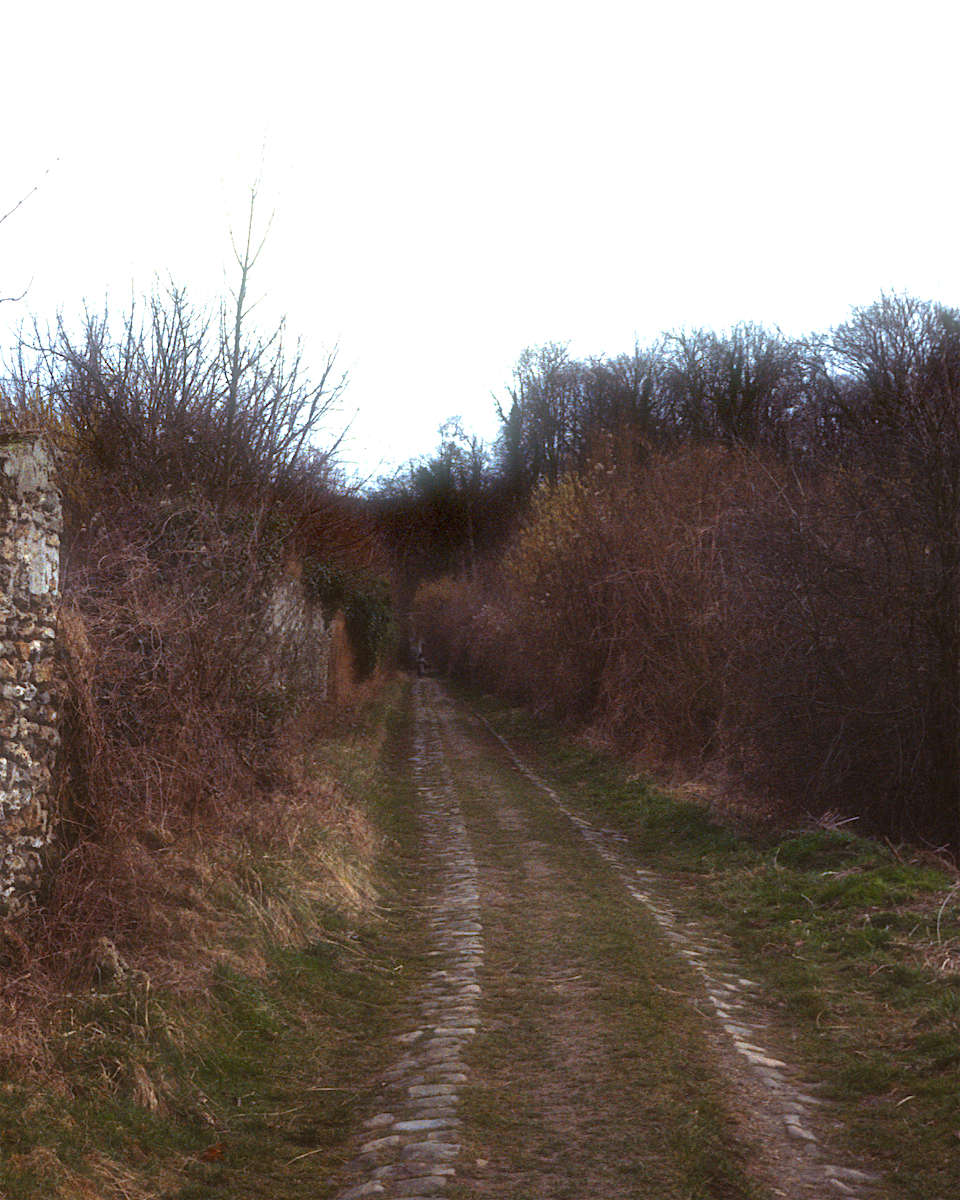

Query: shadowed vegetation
[[389, 295, 960, 856]]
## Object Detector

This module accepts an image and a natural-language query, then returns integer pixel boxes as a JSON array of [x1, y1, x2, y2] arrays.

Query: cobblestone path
[[331, 680, 883, 1200]]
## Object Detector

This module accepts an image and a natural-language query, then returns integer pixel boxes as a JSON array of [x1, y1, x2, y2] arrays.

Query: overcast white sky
[[2, 0, 958, 481]]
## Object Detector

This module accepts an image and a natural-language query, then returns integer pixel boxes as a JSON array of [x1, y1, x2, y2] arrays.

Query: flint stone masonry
[[0, 437, 337, 912], [0, 434, 61, 916]]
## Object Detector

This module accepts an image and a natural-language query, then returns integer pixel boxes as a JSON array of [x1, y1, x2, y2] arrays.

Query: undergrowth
[[0, 271, 402, 1199], [0, 685, 414, 1200]]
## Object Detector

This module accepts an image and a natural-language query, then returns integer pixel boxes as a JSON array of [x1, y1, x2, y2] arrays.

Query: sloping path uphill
[[331, 679, 883, 1200]]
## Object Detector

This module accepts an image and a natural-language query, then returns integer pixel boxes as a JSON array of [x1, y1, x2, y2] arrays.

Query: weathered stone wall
[[0, 441, 335, 912], [0, 434, 61, 915], [262, 571, 332, 701]]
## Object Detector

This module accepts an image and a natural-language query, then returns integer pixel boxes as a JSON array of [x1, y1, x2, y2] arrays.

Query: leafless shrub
[[24, 500, 261, 965], [715, 461, 956, 845], [2, 280, 345, 514], [0, 426, 375, 991], [414, 445, 744, 756], [408, 297, 960, 855]]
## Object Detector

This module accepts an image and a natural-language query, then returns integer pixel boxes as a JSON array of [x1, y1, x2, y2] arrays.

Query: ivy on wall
[[303, 561, 392, 681]]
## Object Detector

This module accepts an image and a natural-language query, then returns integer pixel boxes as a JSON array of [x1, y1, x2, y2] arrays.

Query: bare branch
[[0, 162, 58, 303]]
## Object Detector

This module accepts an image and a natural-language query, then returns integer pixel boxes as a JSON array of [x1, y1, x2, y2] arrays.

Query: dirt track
[[332, 680, 882, 1200]]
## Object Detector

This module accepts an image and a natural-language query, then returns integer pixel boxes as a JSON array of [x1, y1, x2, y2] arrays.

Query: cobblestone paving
[[332, 686, 482, 1199], [332, 681, 884, 1200], [480, 717, 882, 1199]]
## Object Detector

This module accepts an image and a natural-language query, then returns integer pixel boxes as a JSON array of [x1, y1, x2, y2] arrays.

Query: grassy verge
[[457, 686, 960, 1200], [0, 682, 426, 1200]]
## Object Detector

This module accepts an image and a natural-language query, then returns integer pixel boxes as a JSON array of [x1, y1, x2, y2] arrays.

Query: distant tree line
[[376, 293, 960, 579], [383, 294, 960, 855]]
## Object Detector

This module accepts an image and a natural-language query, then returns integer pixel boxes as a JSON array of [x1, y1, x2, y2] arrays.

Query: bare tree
[[3, 184, 347, 509], [661, 323, 807, 448], [496, 343, 576, 491], [218, 181, 347, 510], [820, 295, 960, 845]]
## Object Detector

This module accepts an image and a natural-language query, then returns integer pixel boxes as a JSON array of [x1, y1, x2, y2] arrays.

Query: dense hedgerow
[[404, 297, 960, 855], [413, 440, 960, 853], [0, 281, 392, 986]]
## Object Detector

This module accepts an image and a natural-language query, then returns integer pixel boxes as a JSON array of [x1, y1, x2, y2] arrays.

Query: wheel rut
[[331, 681, 884, 1200]]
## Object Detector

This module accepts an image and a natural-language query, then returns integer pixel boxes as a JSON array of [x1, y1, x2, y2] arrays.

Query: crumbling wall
[[262, 572, 332, 701], [0, 434, 61, 915]]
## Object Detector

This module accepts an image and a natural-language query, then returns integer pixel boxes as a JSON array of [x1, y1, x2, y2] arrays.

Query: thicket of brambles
[[0, 265, 391, 983], [381, 295, 960, 855]]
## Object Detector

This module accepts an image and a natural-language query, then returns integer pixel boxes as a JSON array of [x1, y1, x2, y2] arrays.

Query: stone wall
[[262, 571, 332, 701], [0, 438, 339, 913], [0, 434, 61, 916]]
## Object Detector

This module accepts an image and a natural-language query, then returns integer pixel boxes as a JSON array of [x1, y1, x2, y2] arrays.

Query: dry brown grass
[[0, 754, 382, 1122]]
